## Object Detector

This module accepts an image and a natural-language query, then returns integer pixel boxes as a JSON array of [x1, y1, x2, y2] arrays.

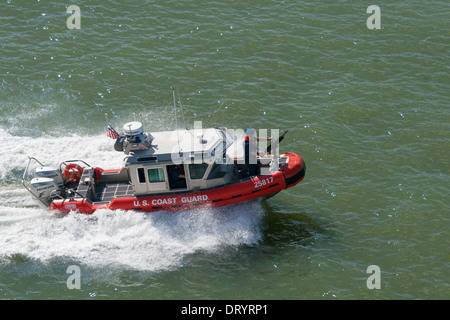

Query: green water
[[0, 0, 448, 300]]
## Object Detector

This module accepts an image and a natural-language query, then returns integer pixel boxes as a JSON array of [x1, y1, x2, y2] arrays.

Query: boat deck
[[74, 167, 133, 205], [93, 181, 133, 205]]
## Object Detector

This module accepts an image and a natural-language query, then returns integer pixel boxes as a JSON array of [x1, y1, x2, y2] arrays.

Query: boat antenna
[[172, 87, 182, 155], [176, 88, 188, 130]]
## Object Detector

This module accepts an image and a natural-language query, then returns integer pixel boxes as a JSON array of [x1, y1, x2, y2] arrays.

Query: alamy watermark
[[66, 5, 81, 29], [366, 265, 381, 289], [66, 265, 81, 289], [366, 5, 381, 30], [65, 5, 380, 31], [165, 121, 280, 166]]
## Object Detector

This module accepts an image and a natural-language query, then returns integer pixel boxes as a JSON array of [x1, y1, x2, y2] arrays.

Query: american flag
[[107, 124, 119, 139]]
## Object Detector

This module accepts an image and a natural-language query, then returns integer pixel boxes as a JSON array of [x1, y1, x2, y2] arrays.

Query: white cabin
[[115, 125, 250, 196]]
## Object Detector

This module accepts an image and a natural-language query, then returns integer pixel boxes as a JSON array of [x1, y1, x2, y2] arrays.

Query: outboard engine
[[34, 166, 64, 186], [29, 166, 64, 208], [29, 177, 59, 208]]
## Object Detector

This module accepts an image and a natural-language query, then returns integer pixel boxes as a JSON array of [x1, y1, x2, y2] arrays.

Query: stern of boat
[[22, 157, 96, 212]]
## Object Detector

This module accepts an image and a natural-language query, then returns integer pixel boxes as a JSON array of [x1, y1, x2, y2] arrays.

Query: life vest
[[244, 135, 257, 146]]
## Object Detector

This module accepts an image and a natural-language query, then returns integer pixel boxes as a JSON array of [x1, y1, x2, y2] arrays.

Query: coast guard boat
[[23, 121, 305, 214]]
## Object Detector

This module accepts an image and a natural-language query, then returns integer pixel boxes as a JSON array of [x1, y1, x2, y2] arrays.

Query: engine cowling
[[34, 166, 64, 186], [29, 177, 58, 208]]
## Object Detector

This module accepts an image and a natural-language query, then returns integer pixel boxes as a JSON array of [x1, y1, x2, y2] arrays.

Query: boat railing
[[58, 159, 92, 173], [22, 156, 48, 208], [23, 157, 93, 208]]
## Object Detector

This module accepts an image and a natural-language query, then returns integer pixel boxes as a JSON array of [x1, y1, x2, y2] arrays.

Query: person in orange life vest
[[243, 128, 272, 177]]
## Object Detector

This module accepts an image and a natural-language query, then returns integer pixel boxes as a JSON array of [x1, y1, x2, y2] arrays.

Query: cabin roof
[[124, 128, 231, 164]]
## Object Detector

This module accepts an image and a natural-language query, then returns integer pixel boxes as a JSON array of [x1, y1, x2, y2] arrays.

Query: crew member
[[169, 164, 186, 188]]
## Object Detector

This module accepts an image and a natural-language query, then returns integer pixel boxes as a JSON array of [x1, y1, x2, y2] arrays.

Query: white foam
[[0, 204, 263, 271], [0, 127, 123, 181]]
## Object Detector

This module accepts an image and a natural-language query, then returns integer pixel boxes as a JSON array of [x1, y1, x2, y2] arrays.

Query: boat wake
[[0, 203, 264, 272]]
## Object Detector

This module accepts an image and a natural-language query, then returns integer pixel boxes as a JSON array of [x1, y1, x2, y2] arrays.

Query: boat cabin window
[[148, 168, 165, 183], [137, 168, 146, 183], [133, 167, 168, 195], [212, 140, 227, 163], [207, 163, 227, 180], [188, 163, 208, 179]]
